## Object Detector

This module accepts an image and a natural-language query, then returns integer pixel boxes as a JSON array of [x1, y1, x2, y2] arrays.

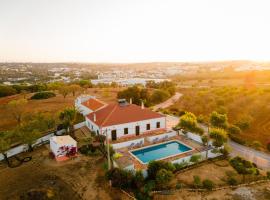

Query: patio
[[113, 134, 207, 170]]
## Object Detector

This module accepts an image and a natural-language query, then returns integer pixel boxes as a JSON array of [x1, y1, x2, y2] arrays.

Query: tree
[[59, 107, 77, 135], [117, 86, 150, 105], [0, 135, 11, 166], [69, 84, 82, 96], [210, 111, 228, 129], [150, 89, 170, 104], [47, 82, 64, 92], [147, 160, 175, 180], [59, 86, 71, 98], [0, 85, 17, 97], [7, 99, 27, 125], [155, 169, 173, 189], [179, 112, 204, 135], [209, 128, 228, 148], [229, 156, 258, 182]]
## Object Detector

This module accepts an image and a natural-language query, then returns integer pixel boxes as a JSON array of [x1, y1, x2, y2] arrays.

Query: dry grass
[[0, 88, 121, 131]]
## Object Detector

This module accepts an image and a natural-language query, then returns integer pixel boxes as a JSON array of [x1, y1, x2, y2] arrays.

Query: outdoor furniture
[[152, 138, 159, 143], [138, 140, 143, 147], [163, 135, 169, 141], [128, 143, 135, 150]]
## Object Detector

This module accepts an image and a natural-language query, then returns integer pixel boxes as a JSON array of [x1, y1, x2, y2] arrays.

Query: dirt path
[[152, 92, 182, 111]]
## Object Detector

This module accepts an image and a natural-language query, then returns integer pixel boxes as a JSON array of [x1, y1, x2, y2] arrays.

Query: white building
[[49, 135, 77, 161], [75, 95, 106, 116], [76, 97, 166, 141]]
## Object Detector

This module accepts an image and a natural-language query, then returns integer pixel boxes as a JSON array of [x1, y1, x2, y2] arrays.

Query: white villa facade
[[76, 96, 166, 141]]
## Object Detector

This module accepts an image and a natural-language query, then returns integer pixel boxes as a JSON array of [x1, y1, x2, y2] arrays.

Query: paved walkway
[[152, 92, 182, 111]]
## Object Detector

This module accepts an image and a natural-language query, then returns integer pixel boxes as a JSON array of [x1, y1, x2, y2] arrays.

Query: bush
[[202, 179, 215, 190], [266, 171, 270, 179], [173, 162, 188, 171], [190, 154, 201, 164], [147, 161, 175, 180], [229, 134, 246, 145], [267, 142, 270, 152], [155, 169, 173, 189], [252, 141, 262, 150], [227, 177, 237, 185], [193, 175, 201, 188], [31, 91, 56, 99], [228, 125, 241, 135], [106, 168, 134, 189]]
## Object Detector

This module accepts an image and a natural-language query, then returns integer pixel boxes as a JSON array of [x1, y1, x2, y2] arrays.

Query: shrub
[[201, 135, 209, 146], [209, 128, 228, 147], [193, 175, 201, 188], [267, 142, 270, 152], [155, 169, 173, 189], [210, 111, 228, 129], [147, 161, 175, 180], [30, 91, 56, 99], [190, 154, 201, 164], [229, 134, 246, 145], [252, 141, 262, 150], [227, 177, 237, 185], [175, 181, 182, 189], [202, 179, 215, 190], [173, 162, 188, 171], [228, 125, 241, 135], [266, 171, 270, 179], [106, 168, 134, 189]]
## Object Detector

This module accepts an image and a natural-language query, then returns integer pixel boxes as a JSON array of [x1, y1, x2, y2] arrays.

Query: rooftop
[[87, 103, 165, 127], [82, 98, 106, 111], [51, 135, 77, 145]]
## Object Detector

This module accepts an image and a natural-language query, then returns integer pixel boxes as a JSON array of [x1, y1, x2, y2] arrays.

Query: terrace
[[113, 131, 212, 170]]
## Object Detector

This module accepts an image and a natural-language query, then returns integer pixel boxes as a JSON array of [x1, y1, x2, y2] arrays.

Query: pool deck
[[114, 134, 206, 170]]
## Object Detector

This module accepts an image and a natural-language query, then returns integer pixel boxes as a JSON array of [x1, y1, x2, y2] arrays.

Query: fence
[[0, 122, 86, 161]]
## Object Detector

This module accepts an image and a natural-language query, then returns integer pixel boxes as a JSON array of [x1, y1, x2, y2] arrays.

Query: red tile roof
[[87, 103, 165, 127], [82, 98, 106, 111]]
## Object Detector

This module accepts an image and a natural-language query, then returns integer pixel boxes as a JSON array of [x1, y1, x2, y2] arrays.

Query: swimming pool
[[130, 140, 193, 164]]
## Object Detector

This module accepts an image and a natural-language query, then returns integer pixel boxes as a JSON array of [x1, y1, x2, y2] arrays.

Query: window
[[156, 122, 160, 128], [146, 124, 150, 130], [97, 130, 99, 135], [124, 128, 128, 135], [91, 125, 93, 130]]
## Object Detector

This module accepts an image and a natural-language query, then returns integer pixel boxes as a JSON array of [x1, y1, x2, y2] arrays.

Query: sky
[[0, 0, 270, 63]]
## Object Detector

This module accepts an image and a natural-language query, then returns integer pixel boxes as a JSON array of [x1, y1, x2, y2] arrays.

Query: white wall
[[74, 121, 86, 130], [146, 131, 176, 143], [102, 117, 166, 140], [85, 117, 101, 134], [112, 138, 144, 149]]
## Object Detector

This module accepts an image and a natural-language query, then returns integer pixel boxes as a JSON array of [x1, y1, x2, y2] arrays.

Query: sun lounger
[[152, 138, 159, 143], [128, 143, 135, 150]]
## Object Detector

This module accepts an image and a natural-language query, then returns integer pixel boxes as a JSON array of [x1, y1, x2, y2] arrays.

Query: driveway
[[153, 92, 182, 111]]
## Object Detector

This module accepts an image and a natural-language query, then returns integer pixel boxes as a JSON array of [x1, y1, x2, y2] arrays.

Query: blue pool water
[[131, 141, 192, 164]]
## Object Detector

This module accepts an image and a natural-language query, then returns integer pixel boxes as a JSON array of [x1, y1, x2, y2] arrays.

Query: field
[[168, 86, 270, 150], [0, 88, 120, 131], [0, 145, 128, 200]]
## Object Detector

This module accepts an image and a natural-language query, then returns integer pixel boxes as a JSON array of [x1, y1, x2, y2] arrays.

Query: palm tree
[[59, 107, 77, 137]]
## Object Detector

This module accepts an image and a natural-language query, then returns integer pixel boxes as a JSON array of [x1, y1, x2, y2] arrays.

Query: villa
[[75, 96, 218, 172]]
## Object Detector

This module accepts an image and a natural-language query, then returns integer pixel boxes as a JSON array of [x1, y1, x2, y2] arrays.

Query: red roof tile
[[82, 98, 106, 111], [87, 103, 164, 127]]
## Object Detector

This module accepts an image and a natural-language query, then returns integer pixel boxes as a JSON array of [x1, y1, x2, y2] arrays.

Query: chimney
[[141, 101, 144, 109], [130, 98, 132, 104], [94, 113, 96, 122]]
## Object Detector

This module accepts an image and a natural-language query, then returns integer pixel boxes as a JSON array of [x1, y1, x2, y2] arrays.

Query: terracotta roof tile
[[87, 103, 164, 127], [82, 98, 106, 111]]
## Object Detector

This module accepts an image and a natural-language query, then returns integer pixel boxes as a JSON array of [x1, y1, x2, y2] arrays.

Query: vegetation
[[229, 156, 259, 182], [202, 179, 215, 190], [7, 99, 28, 125], [178, 112, 204, 135], [58, 107, 77, 134], [172, 86, 270, 150], [209, 128, 228, 147], [30, 91, 56, 100]]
